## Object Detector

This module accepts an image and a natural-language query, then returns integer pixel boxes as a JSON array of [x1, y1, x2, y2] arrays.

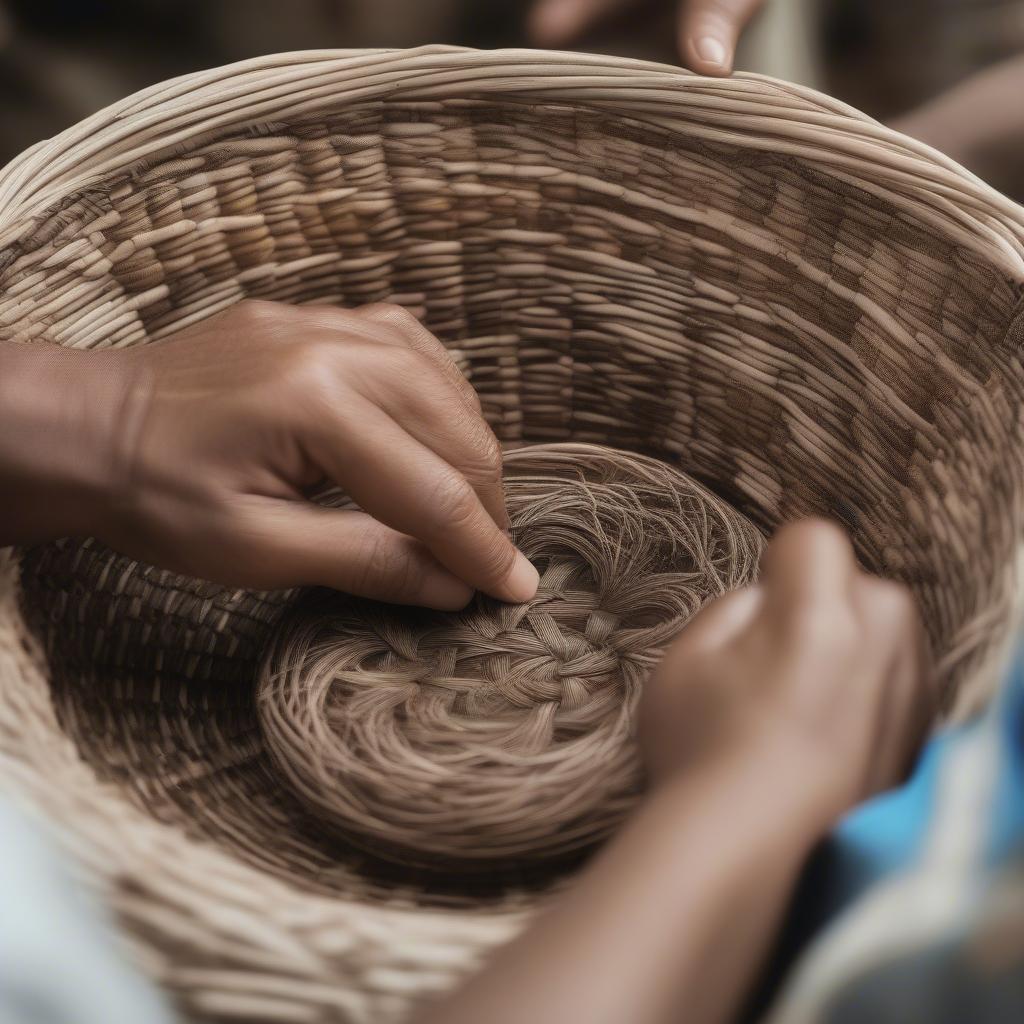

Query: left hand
[[638, 518, 936, 823], [528, 0, 767, 76]]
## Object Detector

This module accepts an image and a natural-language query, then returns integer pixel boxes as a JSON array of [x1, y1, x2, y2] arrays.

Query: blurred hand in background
[[528, 0, 767, 74], [2, 0, 1023, 201]]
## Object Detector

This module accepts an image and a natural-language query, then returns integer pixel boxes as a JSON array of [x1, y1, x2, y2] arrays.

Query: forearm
[[413, 745, 832, 1024], [0, 341, 129, 545], [890, 54, 1024, 198]]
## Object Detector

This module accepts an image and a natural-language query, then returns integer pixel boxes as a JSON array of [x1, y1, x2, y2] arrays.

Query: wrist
[[645, 737, 845, 847], [0, 341, 137, 544]]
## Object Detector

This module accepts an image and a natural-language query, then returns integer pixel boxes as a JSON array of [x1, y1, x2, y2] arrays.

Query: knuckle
[[279, 340, 338, 394], [231, 298, 283, 326], [428, 470, 481, 533], [460, 420, 503, 483], [358, 302, 420, 335], [351, 529, 415, 598]]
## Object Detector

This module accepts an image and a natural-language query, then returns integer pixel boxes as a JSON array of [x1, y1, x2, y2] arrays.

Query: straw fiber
[[258, 443, 762, 869], [1, 45, 1024, 1023]]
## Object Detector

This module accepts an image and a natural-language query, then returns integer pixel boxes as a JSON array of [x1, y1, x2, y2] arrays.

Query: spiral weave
[[257, 444, 763, 867], [2, 45, 1024, 1024]]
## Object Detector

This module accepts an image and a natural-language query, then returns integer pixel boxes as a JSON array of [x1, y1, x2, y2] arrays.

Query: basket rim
[[1, 45, 1023, 275], [3, 44, 1024, 1020]]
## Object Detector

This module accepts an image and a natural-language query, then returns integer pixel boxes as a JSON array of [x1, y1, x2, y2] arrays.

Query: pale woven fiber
[[258, 443, 762, 868], [1, 45, 1024, 1024]]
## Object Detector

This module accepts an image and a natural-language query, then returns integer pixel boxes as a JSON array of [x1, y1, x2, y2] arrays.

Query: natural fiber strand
[[257, 443, 763, 868], [0, 45, 1022, 1024]]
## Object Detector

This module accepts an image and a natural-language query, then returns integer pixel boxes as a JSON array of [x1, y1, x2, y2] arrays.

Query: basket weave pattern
[[1, 46, 1024, 1022], [257, 443, 762, 870]]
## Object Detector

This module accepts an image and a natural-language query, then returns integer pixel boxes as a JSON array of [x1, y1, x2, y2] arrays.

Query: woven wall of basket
[[1, 45, 1024, 1024]]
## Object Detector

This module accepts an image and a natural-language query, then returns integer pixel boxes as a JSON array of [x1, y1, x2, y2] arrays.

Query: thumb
[[233, 499, 475, 609], [758, 518, 858, 620], [679, 0, 765, 75]]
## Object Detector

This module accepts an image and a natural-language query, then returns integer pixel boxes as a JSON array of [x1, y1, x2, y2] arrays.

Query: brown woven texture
[[1, 45, 1024, 1023], [258, 443, 762, 869]]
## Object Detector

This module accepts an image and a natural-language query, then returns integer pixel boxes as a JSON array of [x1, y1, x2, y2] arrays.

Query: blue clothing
[[766, 641, 1024, 1022], [3, 647, 1024, 1022]]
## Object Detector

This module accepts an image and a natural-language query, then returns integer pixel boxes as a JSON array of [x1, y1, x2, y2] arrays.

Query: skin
[[2, 305, 933, 1023], [413, 519, 934, 1024], [527, 0, 1024, 202], [890, 54, 1024, 201], [528, 0, 767, 75], [2, 8, 1008, 1017], [0, 300, 540, 608]]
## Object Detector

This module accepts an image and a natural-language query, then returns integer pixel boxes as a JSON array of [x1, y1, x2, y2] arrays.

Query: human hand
[[55, 300, 538, 608], [528, 0, 766, 76], [889, 54, 1024, 203], [639, 518, 935, 822]]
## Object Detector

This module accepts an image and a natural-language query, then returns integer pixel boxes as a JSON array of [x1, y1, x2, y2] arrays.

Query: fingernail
[[503, 550, 540, 603], [695, 35, 727, 67], [420, 572, 474, 611]]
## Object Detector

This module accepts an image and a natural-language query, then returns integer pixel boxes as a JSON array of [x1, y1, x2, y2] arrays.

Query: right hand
[[73, 300, 539, 609], [639, 519, 936, 824]]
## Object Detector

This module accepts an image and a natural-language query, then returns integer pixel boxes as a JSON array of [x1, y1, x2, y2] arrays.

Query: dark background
[[2, 1, 1023, 196]]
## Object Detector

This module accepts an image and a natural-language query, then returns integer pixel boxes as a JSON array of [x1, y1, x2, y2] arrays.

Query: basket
[[1, 45, 1023, 1023]]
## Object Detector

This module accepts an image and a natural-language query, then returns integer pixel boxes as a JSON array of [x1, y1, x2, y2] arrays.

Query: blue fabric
[[765, 640, 1024, 1022], [814, 643, 1024, 917], [983, 652, 1024, 864], [4, 648, 1024, 1023]]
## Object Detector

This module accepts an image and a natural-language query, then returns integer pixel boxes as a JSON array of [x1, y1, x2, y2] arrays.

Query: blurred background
[[1, 0, 1023, 199]]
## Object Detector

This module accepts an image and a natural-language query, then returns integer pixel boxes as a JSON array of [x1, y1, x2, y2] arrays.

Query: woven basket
[[2, 45, 1024, 1023]]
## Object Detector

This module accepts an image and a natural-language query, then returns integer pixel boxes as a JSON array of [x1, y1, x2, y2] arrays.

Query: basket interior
[[11, 96, 1024, 907]]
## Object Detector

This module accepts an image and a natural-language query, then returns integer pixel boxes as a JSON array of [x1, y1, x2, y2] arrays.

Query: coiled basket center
[[257, 443, 763, 867], [5, 44, 1024, 1024]]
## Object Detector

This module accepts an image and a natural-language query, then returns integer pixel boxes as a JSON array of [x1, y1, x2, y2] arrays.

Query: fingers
[[268, 302, 529, 600], [758, 517, 859, 608], [307, 400, 538, 604], [528, 0, 766, 73], [344, 304, 505, 526], [664, 585, 762, 661], [761, 519, 935, 793], [662, 519, 857, 669], [344, 315, 509, 531], [218, 501, 475, 610], [853, 576, 937, 788], [757, 519, 863, 668], [679, 0, 765, 75], [355, 303, 484, 417], [528, 0, 625, 44], [351, 352, 509, 531], [301, 303, 509, 530]]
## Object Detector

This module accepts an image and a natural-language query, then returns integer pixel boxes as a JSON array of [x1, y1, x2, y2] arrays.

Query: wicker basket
[[1, 45, 1024, 1023]]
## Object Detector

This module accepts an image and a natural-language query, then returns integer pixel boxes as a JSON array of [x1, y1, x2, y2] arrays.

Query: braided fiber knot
[[257, 443, 763, 868]]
